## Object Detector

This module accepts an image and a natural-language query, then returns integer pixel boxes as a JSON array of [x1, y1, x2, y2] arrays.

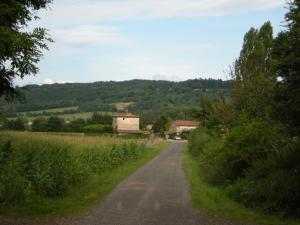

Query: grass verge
[[182, 144, 300, 225], [1, 141, 170, 218]]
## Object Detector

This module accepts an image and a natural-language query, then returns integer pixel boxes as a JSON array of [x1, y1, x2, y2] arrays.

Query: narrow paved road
[[1, 141, 254, 225], [54, 141, 252, 225], [67, 141, 203, 225]]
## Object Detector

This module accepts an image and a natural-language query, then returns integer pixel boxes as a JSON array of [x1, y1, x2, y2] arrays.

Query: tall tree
[[231, 22, 276, 119], [0, 0, 52, 101], [273, 0, 300, 136]]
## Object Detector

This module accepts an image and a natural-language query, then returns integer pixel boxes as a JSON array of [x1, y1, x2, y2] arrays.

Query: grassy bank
[[182, 145, 300, 225], [0, 132, 169, 218]]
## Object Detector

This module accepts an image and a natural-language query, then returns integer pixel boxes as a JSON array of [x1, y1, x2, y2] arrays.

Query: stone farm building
[[112, 112, 144, 135], [168, 120, 200, 134]]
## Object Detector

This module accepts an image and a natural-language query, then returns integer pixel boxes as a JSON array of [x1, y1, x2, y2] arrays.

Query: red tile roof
[[174, 120, 200, 127]]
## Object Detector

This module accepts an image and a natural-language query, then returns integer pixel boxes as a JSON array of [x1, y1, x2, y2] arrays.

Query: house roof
[[174, 120, 200, 127], [113, 112, 139, 118]]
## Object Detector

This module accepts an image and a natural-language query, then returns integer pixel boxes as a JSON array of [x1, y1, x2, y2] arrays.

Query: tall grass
[[0, 131, 149, 213], [2, 131, 136, 150]]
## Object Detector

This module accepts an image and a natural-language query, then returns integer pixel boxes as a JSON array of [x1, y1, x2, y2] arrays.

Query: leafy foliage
[[0, 0, 52, 101], [188, 2, 300, 218], [273, 0, 300, 136], [3, 117, 26, 130]]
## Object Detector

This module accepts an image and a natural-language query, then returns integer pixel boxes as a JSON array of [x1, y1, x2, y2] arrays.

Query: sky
[[17, 0, 287, 85]]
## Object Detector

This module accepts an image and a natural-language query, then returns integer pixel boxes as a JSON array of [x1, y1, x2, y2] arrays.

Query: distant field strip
[[17, 106, 79, 115]]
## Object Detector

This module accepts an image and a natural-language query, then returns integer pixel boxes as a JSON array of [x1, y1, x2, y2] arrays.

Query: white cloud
[[38, 0, 284, 26], [43, 78, 74, 85], [51, 25, 133, 46]]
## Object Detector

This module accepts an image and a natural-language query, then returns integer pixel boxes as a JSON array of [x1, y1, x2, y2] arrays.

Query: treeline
[[2, 105, 202, 136], [2, 113, 114, 134], [1, 79, 232, 115], [188, 1, 300, 219]]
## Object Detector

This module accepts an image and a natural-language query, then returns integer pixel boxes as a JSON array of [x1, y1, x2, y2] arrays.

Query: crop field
[[3, 131, 132, 149], [0, 131, 168, 217]]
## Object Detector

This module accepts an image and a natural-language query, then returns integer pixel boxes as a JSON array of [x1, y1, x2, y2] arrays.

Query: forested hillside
[[1, 79, 232, 116]]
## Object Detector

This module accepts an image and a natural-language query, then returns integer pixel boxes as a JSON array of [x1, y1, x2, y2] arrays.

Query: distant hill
[[1, 79, 232, 116]]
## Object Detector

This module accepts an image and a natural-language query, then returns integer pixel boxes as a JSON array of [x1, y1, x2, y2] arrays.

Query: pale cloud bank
[[40, 0, 284, 26], [51, 25, 133, 46]]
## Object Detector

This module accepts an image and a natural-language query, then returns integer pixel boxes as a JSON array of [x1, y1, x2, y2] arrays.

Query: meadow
[[0, 131, 168, 217]]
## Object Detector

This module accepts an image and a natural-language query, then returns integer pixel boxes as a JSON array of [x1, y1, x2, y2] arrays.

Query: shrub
[[47, 116, 64, 132], [216, 119, 282, 183], [31, 117, 48, 132], [180, 130, 191, 140], [228, 139, 300, 217], [4, 118, 26, 131], [188, 127, 216, 157]]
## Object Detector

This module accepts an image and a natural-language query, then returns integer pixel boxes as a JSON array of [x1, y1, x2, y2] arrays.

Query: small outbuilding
[[112, 111, 145, 135], [168, 120, 200, 134]]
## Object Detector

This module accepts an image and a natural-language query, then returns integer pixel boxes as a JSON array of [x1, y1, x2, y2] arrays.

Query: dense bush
[[188, 127, 216, 157], [31, 117, 48, 131], [63, 119, 86, 132], [0, 137, 146, 208], [217, 119, 283, 183], [3, 118, 26, 131], [180, 130, 192, 140], [47, 116, 64, 132], [188, 128, 225, 184], [228, 139, 300, 217], [188, 123, 300, 217]]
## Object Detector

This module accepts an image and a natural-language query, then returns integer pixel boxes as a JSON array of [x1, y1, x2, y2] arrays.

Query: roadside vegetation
[[0, 131, 169, 217], [183, 146, 300, 225], [186, 1, 300, 224]]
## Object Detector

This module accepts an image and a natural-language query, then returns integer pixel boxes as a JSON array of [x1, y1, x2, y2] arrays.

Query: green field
[[0, 131, 169, 218], [11, 111, 112, 122], [114, 102, 134, 111], [17, 106, 79, 115], [13, 102, 134, 120], [182, 145, 300, 225]]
